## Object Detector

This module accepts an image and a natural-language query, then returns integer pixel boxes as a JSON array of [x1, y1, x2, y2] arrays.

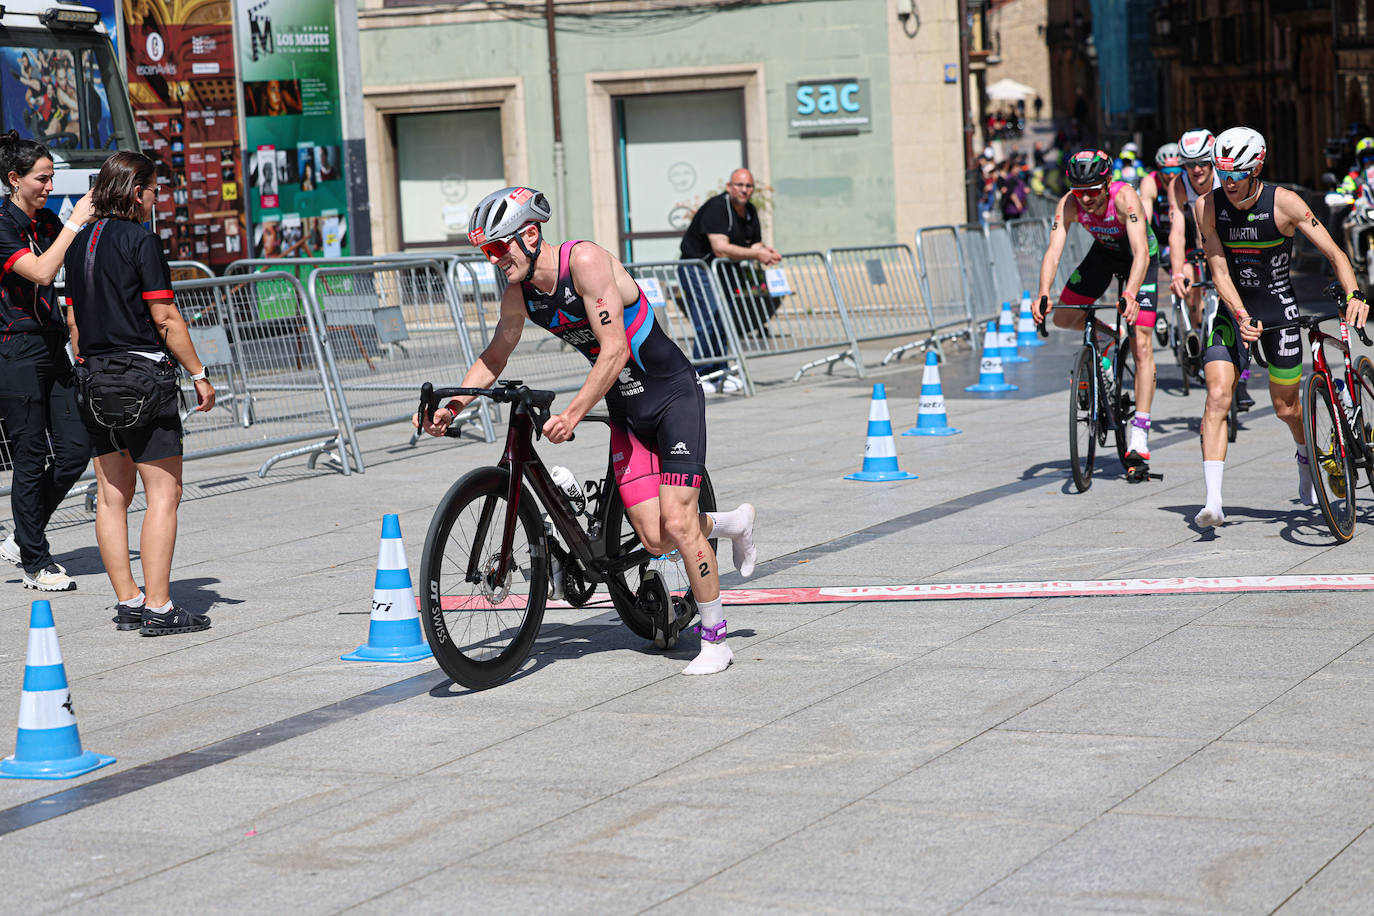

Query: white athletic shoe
[[1194, 505, 1226, 529], [698, 376, 719, 394], [23, 564, 75, 592], [721, 373, 744, 394], [683, 640, 733, 675], [0, 534, 20, 567], [1127, 425, 1150, 460]]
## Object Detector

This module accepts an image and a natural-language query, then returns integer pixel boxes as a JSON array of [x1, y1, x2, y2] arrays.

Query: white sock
[[146, 599, 172, 614], [706, 503, 757, 578], [683, 596, 732, 676], [1195, 460, 1226, 527], [1128, 414, 1150, 457], [1296, 449, 1319, 506], [121, 591, 146, 609]]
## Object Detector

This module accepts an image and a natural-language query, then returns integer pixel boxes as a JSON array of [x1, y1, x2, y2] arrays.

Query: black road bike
[[416, 380, 716, 690], [1252, 286, 1374, 542], [1038, 293, 1147, 491]]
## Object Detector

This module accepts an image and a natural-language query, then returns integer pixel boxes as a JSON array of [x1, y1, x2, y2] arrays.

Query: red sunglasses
[[479, 234, 518, 260], [1070, 183, 1108, 198]]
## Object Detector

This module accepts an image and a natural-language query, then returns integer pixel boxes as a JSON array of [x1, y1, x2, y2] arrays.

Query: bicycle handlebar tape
[[966, 321, 1019, 393], [846, 383, 918, 481], [1017, 291, 1046, 348], [0, 601, 115, 779], [903, 349, 961, 437], [342, 515, 434, 663], [998, 302, 1029, 363]]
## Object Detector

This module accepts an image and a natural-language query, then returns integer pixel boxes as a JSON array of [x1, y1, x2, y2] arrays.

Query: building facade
[[357, 0, 967, 258]]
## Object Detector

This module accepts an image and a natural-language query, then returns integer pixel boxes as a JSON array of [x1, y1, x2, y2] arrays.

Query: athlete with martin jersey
[[415, 187, 755, 676], [1193, 128, 1367, 529]]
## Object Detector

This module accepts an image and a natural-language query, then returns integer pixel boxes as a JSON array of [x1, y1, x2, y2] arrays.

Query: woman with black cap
[[0, 129, 95, 591]]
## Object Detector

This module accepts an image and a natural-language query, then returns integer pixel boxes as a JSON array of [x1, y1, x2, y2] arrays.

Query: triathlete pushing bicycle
[[1034, 149, 1160, 480], [1192, 127, 1366, 528], [415, 187, 755, 676]]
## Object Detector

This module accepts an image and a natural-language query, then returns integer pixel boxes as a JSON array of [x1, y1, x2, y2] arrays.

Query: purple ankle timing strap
[[1296, 450, 1310, 465], [694, 619, 727, 643], [1132, 417, 1151, 430]]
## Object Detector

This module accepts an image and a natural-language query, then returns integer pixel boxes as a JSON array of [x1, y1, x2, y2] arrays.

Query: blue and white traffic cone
[[1017, 290, 1045, 347], [966, 321, 1018, 393], [903, 349, 961, 436], [342, 514, 433, 663], [998, 302, 1028, 363], [0, 601, 114, 780], [846, 384, 917, 481]]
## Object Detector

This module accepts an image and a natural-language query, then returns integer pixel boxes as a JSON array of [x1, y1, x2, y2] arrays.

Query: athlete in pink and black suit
[[1034, 149, 1160, 467], [415, 187, 756, 676]]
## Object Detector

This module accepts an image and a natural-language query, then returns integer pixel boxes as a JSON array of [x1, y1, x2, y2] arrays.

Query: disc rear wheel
[[605, 472, 718, 640]]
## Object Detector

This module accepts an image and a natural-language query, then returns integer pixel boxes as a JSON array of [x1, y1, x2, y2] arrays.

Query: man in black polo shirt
[[677, 168, 780, 392]]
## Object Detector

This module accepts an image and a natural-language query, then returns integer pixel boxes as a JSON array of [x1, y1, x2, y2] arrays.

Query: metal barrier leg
[[792, 349, 859, 381]]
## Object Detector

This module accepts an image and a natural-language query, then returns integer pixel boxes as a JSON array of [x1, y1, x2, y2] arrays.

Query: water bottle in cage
[[1335, 378, 1354, 415], [550, 466, 585, 515]]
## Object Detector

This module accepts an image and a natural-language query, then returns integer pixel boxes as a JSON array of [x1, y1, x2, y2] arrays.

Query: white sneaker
[[731, 503, 757, 578], [698, 376, 719, 394], [0, 534, 20, 567], [721, 374, 744, 394], [23, 564, 75, 592]]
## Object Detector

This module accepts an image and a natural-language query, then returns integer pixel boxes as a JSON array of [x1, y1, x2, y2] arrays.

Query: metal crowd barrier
[[710, 254, 860, 384], [1056, 223, 1094, 294], [305, 259, 495, 472], [914, 225, 976, 354], [985, 224, 1028, 309], [174, 271, 356, 476], [957, 224, 1000, 325], [623, 259, 756, 392], [825, 244, 940, 366], [1006, 217, 1050, 297]]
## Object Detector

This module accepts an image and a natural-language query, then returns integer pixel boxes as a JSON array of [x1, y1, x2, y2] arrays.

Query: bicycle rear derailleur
[[639, 570, 697, 649]]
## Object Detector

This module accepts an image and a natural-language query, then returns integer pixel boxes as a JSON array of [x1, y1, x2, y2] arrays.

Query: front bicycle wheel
[[605, 472, 717, 640], [1069, 348, 1097, 492], [1358, 355, 1374, 489], [1114, 339, 1138, 467], [420, 466, 548, 690], [1305, 373, 1358, 544]]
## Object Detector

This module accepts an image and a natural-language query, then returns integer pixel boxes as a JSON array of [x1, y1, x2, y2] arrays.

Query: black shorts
[[608, 369, 707, 506], [1061, 242, 1158, 326], [86, 363, 184, 463], [1203, 310, 1304, 387]]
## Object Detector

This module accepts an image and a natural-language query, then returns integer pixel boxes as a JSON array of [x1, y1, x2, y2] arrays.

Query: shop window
[[393, 108, 504, 247], [613, 90, 745, 263]]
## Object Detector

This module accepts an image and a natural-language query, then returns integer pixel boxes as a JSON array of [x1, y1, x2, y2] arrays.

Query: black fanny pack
[[75, 353, 165, 429]]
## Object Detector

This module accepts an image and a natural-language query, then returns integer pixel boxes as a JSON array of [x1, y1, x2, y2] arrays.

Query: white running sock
[[1195, 460, 1226, 527], [683, 596, 732, 675], [1296, 450, 1319, 506], [121, 591, 146, 609], [706, 503, 757, 578], [146, 599, 172, 614]]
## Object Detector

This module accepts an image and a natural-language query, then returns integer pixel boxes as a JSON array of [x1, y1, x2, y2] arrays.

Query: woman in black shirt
[[65, 151, 216, 635], [0, 130, 95, 591]]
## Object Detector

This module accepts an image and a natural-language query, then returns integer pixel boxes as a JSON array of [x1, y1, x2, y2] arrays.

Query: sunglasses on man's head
[[1217, 168, 1252, 182]]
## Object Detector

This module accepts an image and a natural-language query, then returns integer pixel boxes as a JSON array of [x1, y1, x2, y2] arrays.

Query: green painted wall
[[361, 0, 893, 252]]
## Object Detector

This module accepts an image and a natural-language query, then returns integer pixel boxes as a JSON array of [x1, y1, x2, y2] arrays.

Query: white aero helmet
[[1155, 142, 1181, 167], [1212, 127, 1266, 173], [467, 186, 552, 247], [1178, 128, 1215, 163]]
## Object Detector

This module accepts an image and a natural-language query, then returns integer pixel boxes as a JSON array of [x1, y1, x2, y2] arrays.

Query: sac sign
[[788, 78, 872, 136]]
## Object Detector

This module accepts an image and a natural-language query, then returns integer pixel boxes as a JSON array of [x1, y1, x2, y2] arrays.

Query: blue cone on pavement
[[903, 349, 961, 436], [966, 321, 1018, 393], [343, 515, 434, 662], [1017, 290, 1045, 347], [0, 601, 115, 780], [998, 302, 1028, 363], [846, 384, 918, 481]]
